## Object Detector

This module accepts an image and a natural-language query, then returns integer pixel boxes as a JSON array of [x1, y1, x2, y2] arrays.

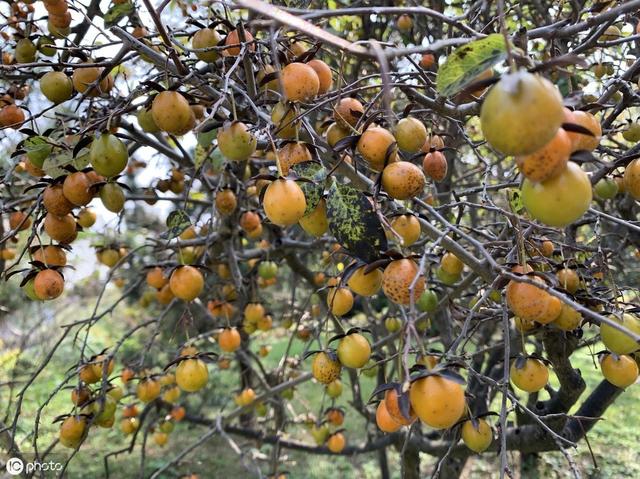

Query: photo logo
[[6, 457, 24, 475]]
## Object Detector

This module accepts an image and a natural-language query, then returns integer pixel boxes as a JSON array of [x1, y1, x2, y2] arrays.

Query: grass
[[2, 289, 639, 478]]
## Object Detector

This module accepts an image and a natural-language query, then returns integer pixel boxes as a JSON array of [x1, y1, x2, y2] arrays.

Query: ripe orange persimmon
[[334, 97, 364, 128], [146, 266, 168, 289], [506, 267, 561, 324], [347, 266, 383, 296], [9, 210, 31, 231], [376, 400, 403, 433], [409, 375, 465, 429], [263, 179, 306, 226], [389, 215, 421, 246], [510, 357, 549, 393], [384, 388, 416, 426], [311, 352, 341, 384], [63, 171, 92, 206], [382, 259, 425, 305], [357, 127, 398, 172], [33, 245, 67, 266], [278, 142, 312, 175], [223, 29, 255, 57], [44, 213, 77, 243], [33, 268, 64, 300], [307, 59, 333, 94], [43, 184, 74, 216], [281, 62, 319, 102], [516, 128, 571, 182], [381, 161, 425, 200], [326, 287, 354, 316], [218, 328, 241, 352], [169, 266, 204, 301]]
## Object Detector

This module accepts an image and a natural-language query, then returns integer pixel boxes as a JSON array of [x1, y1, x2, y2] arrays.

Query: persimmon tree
[[2, 0, 640, 478]]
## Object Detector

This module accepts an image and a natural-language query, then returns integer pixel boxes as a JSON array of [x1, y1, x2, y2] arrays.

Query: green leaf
[[507, 188, 525, 215], [194, 144, 208, 169], [104, 2, 134, 27], [290, 161, 327, 214], [326, 182, 387, 263], [197, 129, 217, 148], [42, 153, 73, 178], [436, 34, 507, 97], [24, 136, 52, 167], [164, 210, 191, 239], [74, 152, 91, 171]]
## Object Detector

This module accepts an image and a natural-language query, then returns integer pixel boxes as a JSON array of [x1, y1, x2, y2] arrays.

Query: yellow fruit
[[337, 333, 371, 368], [192, 28, 221, 62], [623, 159, 640, 200], [263, 179, 307, 226], [480, 71, 564, 156], [137, 378, 161, 402], [176, 357, 209, 392], [326, 122, 351, 147], [381, 161, 425, 200], [59, 416, 86, 448], [600, 313, 640, 355], [299, 199, 329, 237], [217, 122, 257, 161], [311, 352, 341, 384], [77, 208, 96, 228], [441, 252, 464, 276], [40, 71, 73, 103], [600, 353, 639, 388], [510, 358, 549, 393], [89, 133, 128, 177], [382, 259, 425, 305], [357, 127, 398, 171], [271, 102, 299, 139], [395, 117, 427, 153], [151, 91, 195, 135], [553, 304, 582, 331], [327, 287, 354, 316], [521, 162, 592, 227], [347, 266, 382, 296], [409, 375, 465, 429], [169, 266, 204, 301], [461, 419, 493, 453], [389, 215, 421, 246]]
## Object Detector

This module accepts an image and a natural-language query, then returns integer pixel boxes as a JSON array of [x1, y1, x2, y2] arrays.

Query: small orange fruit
[[281, 62, 319, 102], [169, 265, 204, 301]]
